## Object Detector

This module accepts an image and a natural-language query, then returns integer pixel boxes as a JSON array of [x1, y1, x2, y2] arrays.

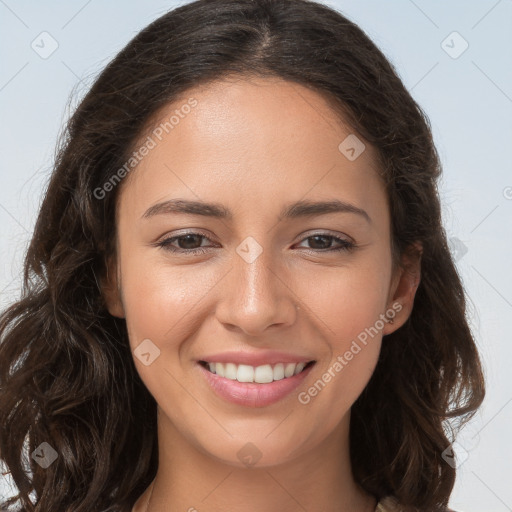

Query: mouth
[[197, 359, 317, 407], [198, 360, 316, 384]]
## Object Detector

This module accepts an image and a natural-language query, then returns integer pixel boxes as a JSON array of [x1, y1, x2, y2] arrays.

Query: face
[[104, 76, 417, 468]]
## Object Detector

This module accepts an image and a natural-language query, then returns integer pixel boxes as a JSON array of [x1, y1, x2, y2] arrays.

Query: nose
[[215, 243, 298, 337]]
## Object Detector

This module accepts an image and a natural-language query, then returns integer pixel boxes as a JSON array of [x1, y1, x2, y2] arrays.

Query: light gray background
[[1, 1, 511, 510]]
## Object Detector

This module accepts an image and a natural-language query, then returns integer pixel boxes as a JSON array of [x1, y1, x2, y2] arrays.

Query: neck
[[135, 408, 376, 512]]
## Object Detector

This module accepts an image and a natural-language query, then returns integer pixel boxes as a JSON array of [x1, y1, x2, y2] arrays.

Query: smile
[[197, 360, 316, 407], [199, 360, 316, 384]]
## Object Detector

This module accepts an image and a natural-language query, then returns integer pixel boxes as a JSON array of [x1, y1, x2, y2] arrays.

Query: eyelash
[[155, 231, 356, 255]]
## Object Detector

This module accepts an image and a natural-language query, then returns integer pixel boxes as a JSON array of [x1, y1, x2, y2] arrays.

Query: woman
[[0, 0, 485, 510]]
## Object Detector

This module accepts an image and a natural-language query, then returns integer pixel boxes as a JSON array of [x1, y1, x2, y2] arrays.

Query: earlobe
[[383, 242, 422, 335], [100, 257, 125, 319]]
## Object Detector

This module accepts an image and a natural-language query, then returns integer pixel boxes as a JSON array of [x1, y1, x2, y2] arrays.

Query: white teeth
[[205, 361, 312, 383], [254, 364, 273, 383], [224, 362, 237, 380], [284, 363, 296, 378], [237, 364, 254, 383], [273, 363, 285, 380], [294, 362, 305, 375], [216, 363, 225, 377]]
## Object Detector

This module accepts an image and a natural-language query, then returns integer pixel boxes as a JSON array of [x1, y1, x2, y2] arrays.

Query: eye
[[155, 232, 215, 255], [295, 233, 356, 253]]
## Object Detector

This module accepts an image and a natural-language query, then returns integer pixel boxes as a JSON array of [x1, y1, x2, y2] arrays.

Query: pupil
[[310, 235, 330, 249], [180, 234, 201, 249]]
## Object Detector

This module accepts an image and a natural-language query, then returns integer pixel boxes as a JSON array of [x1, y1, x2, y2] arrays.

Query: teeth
[[273, 363, 285, 380], [205, 361, 311, 383], [237, 364, 254, 383], [225, 362, 237, 380], [284, 363, 296, 378], [254, 364, 273, 383], [294, 362, 305, 375], [216, 363, 225, 378]]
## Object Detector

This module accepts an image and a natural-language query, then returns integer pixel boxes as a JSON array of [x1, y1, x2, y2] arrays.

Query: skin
[[102, 75, 421, 512]]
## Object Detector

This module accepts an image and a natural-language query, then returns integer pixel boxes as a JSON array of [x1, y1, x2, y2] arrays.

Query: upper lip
[[197, 350, 315, 367]]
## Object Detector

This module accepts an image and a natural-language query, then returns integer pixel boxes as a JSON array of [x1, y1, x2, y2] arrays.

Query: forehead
[[117, 76, 386, 223]]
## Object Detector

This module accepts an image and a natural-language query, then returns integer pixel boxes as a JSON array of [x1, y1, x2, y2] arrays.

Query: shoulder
[[376, 496, 458, 512], [375, 496, 401, 511]]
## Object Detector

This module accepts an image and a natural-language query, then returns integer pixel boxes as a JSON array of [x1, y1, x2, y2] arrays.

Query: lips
[[196, 351, 316, 407], [196, 350, 314, 367]]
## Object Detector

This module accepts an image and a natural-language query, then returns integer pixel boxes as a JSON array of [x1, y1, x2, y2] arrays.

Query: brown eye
[[156, 232, 214, 255], [296, 234, 355, 253], [173, 234, 204, 249]]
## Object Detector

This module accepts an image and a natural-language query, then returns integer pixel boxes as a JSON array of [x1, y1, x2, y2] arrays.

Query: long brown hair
[[0, 0, 485, 510]]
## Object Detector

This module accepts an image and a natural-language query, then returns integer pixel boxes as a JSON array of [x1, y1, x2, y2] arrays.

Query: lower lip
[[197, 362, 315, 408]]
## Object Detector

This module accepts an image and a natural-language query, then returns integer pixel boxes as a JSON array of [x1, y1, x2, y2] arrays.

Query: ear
[[100, 255, 125, 319], [382, 242, 422, 335]]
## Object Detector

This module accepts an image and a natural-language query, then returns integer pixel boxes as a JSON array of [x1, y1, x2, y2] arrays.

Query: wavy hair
[[0, 0, 485, 510]]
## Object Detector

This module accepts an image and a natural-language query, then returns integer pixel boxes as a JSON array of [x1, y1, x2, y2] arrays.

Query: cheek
[[292, 256, 390, 413], [297, 256, 391, 348], [120, 253, 218, 349], [118, 255, 218, 415]]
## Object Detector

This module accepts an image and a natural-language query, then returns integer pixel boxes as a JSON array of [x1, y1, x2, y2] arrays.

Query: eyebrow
[[142, 198, 371, 223]]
